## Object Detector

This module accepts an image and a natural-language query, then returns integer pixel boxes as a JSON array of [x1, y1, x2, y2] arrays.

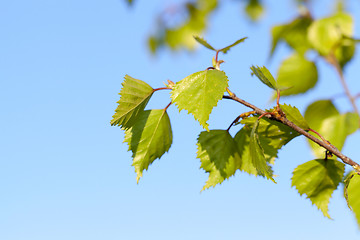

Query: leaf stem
[[308, 128, 330, 144], [164, 101, 172, 111], [223, 94, 360, 169], [153, 87, 172, 92]]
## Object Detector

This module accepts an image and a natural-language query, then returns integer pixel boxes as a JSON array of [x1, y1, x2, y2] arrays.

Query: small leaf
[[280, 104, 309, 130], [292, 159, 345, 218], [307, 13, 353, 56], [197, 130, 242, 190], [124, 110, 173, 183], [249, 120, 275, 182], [250, 65, 277, 90], [276, 53, 318, 96], [111, 75, 153, 128], [193, 36, 216, 51], [219, 37, 247, 54], [270, 16, 312, 56], [346, 173, 360, 227], [171, 69, 228, 131], [305, 100, 359, 157], [244, 0, 264, 22]]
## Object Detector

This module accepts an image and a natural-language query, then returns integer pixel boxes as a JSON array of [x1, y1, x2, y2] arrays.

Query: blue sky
[[1, 0, 360, 239]]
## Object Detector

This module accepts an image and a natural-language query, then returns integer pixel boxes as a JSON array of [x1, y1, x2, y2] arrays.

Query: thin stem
[[308, 128, 330, 144], [164, 102, 172, 111], [223, 94, 360, 170], [215, 50, 220, 63], [227, 115, 241, 132], [153, 87, 172, 92], [329, 54, 359, 115]]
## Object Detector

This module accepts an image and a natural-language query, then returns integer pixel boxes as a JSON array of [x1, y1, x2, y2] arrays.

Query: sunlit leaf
[[250, 65, 277, 90], [308, 13, 353, 55], [276, 53, 318, 96], [271, 16, 312, 56], [193, 36, 216, 51], [219, 37, 247, 53], [244, 0, 264, 22], [197, 130, 242, 190], [124, 110, 173, 183], [305, 100, 359, 157], [249, 121, 275, 182], [111, 75, 153, 128], [292, 159, 345, 218], [281, 104, 309, 130], [346, 173, 360, 227], [171, 69, 228, 131]]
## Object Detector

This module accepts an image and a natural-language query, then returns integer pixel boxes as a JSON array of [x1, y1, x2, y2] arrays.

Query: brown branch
[[223, 94, 360, 170]]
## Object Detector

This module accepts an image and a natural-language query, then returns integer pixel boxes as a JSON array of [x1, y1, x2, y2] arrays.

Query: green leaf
[[270, 16, 312, 56], [197, 130, 242, 190], [219, 37, 247, 54], [305, 100, 359, 157], [171, 69, 228, 131], [111, 75, 153, 128], [124, 109, 173, 183], [292, 159, 345, 218], [240, 116, 300, 150], [244, 0, 264, 22], [193, 36, 216, 51], [249, 120, 275, 182], [149, 0, 218, 53], [346, 173, 360, 227], [250, 65, 277, 90], [307, 13, 353, 56], [335, 37, 356, 68], [276, 53, 318, 96], [280, 104, 309, 130], [304, 100, 339, 130], [234, 127, 259, 176]]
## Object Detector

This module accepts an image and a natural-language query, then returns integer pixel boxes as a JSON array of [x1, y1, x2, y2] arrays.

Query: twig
[[223, 94, 360, 169], [328, 54, 359, 116]]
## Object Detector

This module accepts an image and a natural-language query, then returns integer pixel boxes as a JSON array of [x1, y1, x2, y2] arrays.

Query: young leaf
[[111, 75, 153, 128], [197, 130, 242, 190], [292, 159, 345, 218], [171, 69, 228, 131], [305, 100, 359, 157], [124, 109, 173, 183], [193, 36, 216, 51], [249, 120, 275, 182], [276, 53, 318, 96], [307, 13, 353, 56], [250, 65, 277, 90], [346, 173, 360, 227], [270, 16, 312, 56], [280, 104, 309, 130], [244, 0, 264, 22], [219, 37, 247, 54]]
